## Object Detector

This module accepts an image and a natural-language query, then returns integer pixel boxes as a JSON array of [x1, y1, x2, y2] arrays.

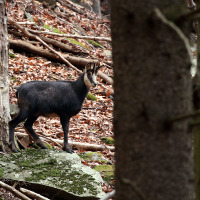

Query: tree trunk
[[92, 0, 101, 17], [112, 1, 194, 200], [0, 0, 10, 152], [193, 2, 200, 199], [71, 0, 101, 16]]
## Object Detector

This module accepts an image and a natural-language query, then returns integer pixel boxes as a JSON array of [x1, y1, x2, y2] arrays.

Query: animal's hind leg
[[9, 110, 28, 152], [24, 116, 47, 149]]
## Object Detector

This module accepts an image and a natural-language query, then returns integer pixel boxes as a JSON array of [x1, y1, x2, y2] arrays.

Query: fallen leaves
[[7, 0, 114, 194]]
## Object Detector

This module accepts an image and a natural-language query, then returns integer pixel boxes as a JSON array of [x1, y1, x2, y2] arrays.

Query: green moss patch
[[43, 24, 65, 34], [9, 51, 16, 58], [87, 92, 97, 101], [0, 149, 105, 198], [0, 168, 4, 178], [86, 40, 104, 48], [100, 137, 114, 145], [79, 152, 108, 163], [93, 165, 114, 184]]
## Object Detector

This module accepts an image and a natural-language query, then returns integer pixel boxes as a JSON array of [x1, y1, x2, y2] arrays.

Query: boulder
[[0, 149, 105, 200], [79, 152, 109, 163]]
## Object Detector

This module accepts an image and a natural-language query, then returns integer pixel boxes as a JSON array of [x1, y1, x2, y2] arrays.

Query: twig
[[100, 190, 115, 200], [82, 107, 101, 109], [28, 29, 111, 42], [35, 35, 82, 72], [20, 187, 50, 200], [40, 135, 63, 147], [0, 181, 32, 200], [17, 21, 35, 25], [175, 7, 200, 22], [169, 110, 200, 123]]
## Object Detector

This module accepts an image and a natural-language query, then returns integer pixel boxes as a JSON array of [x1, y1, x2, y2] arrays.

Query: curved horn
[[93, 62, 96, 70], [96, 62, 103, 71]]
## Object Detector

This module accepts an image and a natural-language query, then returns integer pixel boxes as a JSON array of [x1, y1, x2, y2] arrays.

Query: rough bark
[[193, 2, 200, 199], [112, 1, 194, 200], [0, 0, 10, 152]]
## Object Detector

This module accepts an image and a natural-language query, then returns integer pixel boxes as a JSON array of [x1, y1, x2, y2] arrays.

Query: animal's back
[[17, 81, 82, 116]]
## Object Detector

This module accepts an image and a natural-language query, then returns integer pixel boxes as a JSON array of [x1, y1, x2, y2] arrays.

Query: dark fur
[[17, 75, 87, 117], [9, 63, 101, 153]]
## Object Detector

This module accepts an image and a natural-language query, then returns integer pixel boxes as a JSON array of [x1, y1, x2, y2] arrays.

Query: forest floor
[[1, 0, 114, 199]]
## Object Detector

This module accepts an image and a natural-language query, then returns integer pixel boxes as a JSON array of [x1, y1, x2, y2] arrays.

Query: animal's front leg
[[60, 116, 74, 153]]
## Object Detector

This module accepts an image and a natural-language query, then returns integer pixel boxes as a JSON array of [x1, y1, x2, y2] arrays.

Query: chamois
[[9, 62, 102, 153]]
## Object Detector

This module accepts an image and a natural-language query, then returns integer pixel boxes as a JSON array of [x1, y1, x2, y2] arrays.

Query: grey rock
[[0, 149, 105, 199]]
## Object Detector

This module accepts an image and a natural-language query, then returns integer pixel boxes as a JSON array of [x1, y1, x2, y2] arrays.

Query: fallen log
[[52, 138, 115, 151], [9, 39, 113, 85], [28, 29, 112, 42], [15, 132, 115, 151], [8, 19, 81, 72], [9, 28, 87, 55]]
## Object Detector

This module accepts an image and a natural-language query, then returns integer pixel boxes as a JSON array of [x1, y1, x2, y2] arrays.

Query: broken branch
[[28, 29, 111, 42], [0, 181, 32, 200], [15, 132, 115, 151], [20, 188, 50, 200]]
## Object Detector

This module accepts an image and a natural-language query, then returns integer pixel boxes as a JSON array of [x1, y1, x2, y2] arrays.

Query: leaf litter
[[6, 0, 114, 196]]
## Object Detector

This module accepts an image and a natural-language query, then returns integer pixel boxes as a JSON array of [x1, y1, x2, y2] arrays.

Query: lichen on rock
[[0, 149, 105, 199]]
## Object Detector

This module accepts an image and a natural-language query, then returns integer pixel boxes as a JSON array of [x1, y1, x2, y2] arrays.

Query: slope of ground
[[1, 0, 114, 198]]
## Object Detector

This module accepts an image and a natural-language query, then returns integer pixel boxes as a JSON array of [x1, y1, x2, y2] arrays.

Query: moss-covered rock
[[0, 149, 105, 199], [79, 152, 109, 163], [93, 165, 114, 184]]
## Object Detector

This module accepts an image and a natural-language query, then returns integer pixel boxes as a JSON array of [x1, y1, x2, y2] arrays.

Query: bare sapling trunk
[[0, 0, 10, 152]]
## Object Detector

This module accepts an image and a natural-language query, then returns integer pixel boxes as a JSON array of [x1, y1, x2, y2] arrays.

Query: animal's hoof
[[40, 145, 48, 149], [62, 144, 74, 153], [9, 143, 19, 153], [36, 138, 47, 149]]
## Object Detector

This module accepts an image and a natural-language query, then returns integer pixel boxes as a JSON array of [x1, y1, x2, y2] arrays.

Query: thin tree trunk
[[112, 1, 194, 200], [0, 0, 10, 152], [193, 1, 200, 199]]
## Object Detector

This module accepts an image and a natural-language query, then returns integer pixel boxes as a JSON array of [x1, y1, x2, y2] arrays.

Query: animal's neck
[[74, 73, 90, 99], [83, 73, 92, 89]]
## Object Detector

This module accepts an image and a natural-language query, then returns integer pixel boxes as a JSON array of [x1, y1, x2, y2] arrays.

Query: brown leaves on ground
[[6, 0, 114, 195]]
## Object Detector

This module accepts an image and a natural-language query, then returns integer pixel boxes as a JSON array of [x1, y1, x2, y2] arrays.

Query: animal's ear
[[85, 62, 92, 72]]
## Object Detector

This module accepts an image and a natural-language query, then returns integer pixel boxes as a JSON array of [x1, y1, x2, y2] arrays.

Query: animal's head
[[84, 62, 102, 88]]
